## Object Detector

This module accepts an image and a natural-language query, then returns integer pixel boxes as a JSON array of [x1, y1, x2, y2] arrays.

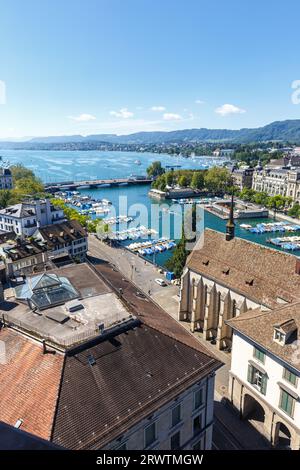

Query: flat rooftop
[[2, 263, 131, 349]]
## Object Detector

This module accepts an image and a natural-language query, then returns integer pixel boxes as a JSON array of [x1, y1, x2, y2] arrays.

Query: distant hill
[[1, 120, 300, 148]]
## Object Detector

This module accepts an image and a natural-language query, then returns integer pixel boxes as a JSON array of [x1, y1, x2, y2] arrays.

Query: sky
[[0, 0, 300, 138]]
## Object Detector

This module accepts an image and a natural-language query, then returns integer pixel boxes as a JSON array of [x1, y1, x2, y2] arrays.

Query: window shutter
[[247, 364, 253, 383], [261, 374, 268, 395]]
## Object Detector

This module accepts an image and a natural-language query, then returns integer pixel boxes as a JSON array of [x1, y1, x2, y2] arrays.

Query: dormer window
[[274, 328, 286, 345], [273, 319, 297, 345]]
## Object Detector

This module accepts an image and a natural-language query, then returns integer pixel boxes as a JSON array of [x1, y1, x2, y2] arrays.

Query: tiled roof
[[52, 322, 221, 449], [3, 239, 47, 261], [187, 229, 300, 308], [0, 329, 63, 440], [36, 220, 86, 248], [226, 301, 300, 370]]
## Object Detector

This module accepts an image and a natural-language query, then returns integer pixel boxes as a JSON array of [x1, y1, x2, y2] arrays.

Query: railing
[[1, 312, 99, 350]]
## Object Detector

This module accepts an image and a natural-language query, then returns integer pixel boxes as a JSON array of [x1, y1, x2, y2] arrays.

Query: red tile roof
[[0, 329, 63, 440]]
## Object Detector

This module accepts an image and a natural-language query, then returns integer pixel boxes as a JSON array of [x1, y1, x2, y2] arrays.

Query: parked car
[[155, 278, 167, 287]]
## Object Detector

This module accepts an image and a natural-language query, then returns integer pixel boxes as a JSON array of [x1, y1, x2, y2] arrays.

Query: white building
[[252, 166, 300, 203], [0, 168, 13, 190], [227, 302, 300, 449], [0, 199, 65, 237]]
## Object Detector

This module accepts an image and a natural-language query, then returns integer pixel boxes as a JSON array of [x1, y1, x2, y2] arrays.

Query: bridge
[[44, 177, 152, 193]]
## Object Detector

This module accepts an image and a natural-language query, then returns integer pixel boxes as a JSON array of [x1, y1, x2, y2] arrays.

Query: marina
[[0, 149, 299, 263], [268, 236, 300, 251]]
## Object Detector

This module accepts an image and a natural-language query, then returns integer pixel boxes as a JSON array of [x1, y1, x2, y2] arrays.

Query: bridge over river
[[44, 177, 152, 193]]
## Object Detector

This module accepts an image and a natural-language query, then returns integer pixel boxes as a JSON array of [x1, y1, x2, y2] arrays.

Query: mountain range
[[1, 120, 300, 148]]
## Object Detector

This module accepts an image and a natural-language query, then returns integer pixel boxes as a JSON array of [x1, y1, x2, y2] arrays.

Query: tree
[[288, 203, 300, 219], [146, 161, 165, 178], [191, 171, 204, 190], [0, 190, 12, 208], [204, 167, 232, 193], [165, 233, 189, 278], [178, 175, 188, 187], [166, 171, 174, 187]]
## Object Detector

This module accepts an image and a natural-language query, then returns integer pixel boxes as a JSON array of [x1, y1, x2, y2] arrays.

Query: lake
[[0, 149, 297, 266]]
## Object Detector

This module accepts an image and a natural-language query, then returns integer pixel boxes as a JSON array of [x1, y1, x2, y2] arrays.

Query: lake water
[[0, 149, 297, 266]]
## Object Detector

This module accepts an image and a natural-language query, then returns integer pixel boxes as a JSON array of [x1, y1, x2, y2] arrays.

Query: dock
[[45, 176, 152, 193]]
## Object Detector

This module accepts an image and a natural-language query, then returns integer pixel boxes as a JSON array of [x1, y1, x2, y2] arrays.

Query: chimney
[[225, 193, 235, 241], [296, 258, 300, 275]]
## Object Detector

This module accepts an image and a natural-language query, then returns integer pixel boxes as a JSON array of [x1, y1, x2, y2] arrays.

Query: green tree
[[204, 167, 232, 193], [191, 171, 204, 190], [166, 171, 174, 186], [165, 233, 189, 278], [178, 175, 188, 187], [146, 161, 165, 178], [0, 190, 12, 208], [288, 203, 300, 219]]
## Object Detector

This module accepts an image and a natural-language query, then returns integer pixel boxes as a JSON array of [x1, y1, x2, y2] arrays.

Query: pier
[[44, 176, 152, 193]]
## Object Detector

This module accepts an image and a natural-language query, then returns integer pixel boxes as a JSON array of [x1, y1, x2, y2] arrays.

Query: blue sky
[[0, 0, 300, 138]]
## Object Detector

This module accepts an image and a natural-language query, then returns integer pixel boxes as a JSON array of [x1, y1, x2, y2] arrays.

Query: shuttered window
[[247, 364, 268, 395]]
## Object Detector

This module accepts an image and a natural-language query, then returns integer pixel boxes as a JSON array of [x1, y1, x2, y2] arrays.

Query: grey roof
[[0, 203, 35, 218]]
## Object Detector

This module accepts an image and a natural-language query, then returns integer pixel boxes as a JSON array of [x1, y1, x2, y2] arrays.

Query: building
[[0, 237, 49, 278], [232, 167, 254, 190], [178, 224, 300, 350], [0, 168, 13, 190], [33, 219, 88, 261], [226, 301, 300, 449], [213, 148, 235, 158], [252, 166, 300, 203], [0, 199, 65, 237], [0, 263, 222, 450]]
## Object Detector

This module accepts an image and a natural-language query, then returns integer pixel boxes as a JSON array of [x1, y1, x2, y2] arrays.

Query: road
[[88, 235, 180, 316]]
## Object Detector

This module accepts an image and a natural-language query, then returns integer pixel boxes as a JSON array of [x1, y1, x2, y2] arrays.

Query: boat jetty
[[108, 226, 157, 241], [54, 191, 112, 215], [267, 235, 300, 251], [240, 221, 300, 234], [128, 237, 176, 256]]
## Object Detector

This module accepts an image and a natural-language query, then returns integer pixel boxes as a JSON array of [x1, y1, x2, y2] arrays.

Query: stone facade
[[179, 268, 261, 350], [252, 167, 300, 202]]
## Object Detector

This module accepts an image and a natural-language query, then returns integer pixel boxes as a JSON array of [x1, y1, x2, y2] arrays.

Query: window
[[283, 368, 297, 386], [253, 347, 265, 364], [171, 404, 181, 427], [170, 431, 180, 450], [247, 364, 267, 395], [144, 422, 156, 448], [193, 438, 204, 450], [194, 389, 204, 410], [274, 329, 285, 344], [193, 415, 203, 436], [279, 390, 295, 417], [116, 442, 127, 450]]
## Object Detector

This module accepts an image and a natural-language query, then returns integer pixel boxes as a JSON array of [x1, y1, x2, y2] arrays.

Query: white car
[[155, 278, 167, 287]]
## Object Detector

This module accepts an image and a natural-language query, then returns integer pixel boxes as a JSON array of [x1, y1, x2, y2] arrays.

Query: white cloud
[[195, 99, 204, 105], [110, 108, 134, 118], [68, 113, 96, 122], [215, 103, 246, 116], [163, 113, 182, 121], [150, 106, 166, 112]]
